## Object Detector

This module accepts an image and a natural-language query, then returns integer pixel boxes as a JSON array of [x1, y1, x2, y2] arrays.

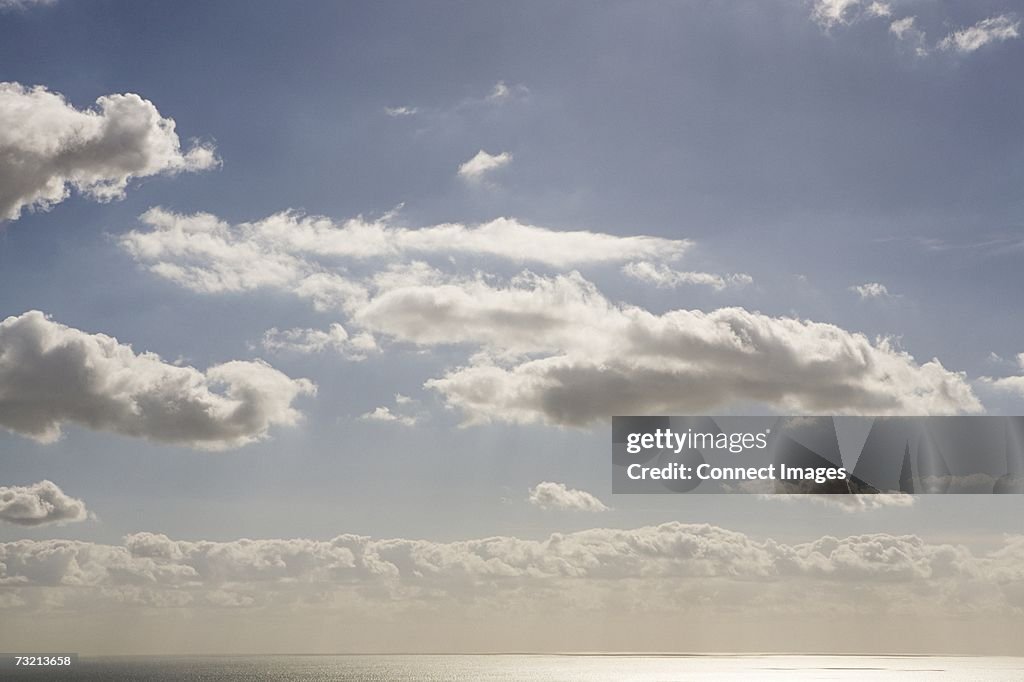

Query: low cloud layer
[[0, 522, 1020, 619], [528, 482, 608, 512], [0, 311, 314, 449], [0, 83, 218, 222], [0, 481, 88, 526]]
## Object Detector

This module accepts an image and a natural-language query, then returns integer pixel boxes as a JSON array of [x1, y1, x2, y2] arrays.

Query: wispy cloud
[[623, 261, 752, 291], [383, 105, 417, 117], [760, 493, 914, 513], [850, 282, 896, 300], [261, 324, 377, 359], [810, 4, 1020, 57], [939, 14, 1020, 53]]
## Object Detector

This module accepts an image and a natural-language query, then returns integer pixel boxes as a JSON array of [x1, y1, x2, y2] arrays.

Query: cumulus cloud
[[261, 324, 377, 359], [850, 282, 894, 299], [350, 271, 981, 424], [623, 261, 752, 291], [457, 150, 512, 182], [0, 481, 88, 526], [0, 83, 218, 222], [120, 208, 691, 285], [0, 522, 1018, 619], [122, 211, 981, 425], [0, 311, 314, 449], [939, 15, 1020, 53], [360, 406, 417, 427], [528, 482, 609, 512]]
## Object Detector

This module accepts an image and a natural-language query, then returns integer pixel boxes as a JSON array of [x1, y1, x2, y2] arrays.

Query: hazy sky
[[1, 0, 1023, 655]]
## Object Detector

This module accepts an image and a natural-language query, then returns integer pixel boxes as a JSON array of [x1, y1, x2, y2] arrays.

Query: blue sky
[[1, 0, 1024, 655]]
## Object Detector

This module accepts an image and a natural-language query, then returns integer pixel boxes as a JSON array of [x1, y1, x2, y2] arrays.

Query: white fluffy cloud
[[360, 406, 417, 427], [352, 271, 980, 424], [939, 15, 1020, 53], [623, 261, 752, 291], [528, 482, 609, 512], [261, 324, 377, 359], [457, 150, 512, 181], [122, 211, 982, 425], [0, 311, 314, 449], [0, 83, 218, 222], [0, 481, 88, 526]]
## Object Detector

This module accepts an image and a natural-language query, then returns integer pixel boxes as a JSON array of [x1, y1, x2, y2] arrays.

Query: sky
[[1, 0, 1023, 656]]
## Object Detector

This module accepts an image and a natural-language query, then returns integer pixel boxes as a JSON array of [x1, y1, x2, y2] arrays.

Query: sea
[[3, 655, 1023, 680]]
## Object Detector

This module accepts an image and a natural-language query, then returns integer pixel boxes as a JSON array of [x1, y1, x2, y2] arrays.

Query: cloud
[[528, 482, 609, 512], [889, 16, 916, 39], [939, 15, 1020, 53], [760, 494, 915, 513], [865, 2, 890, 18], [980, 375, 1024, 398], [0, 311, 314, 449], [360, 406, 417, 427], [850, 282, 894, 299], [383, 106, 417, 117], [0, 481, 88, 527], [486, 81, 526, 102], [622, 261, 752, 291], [261, 324, 377, 359], [350, 271, 981, 424], [122, 212, 981, 424], [0, 0, 55, 10], [811, 0, 891, 28], [0, 522, 1018, 619], [457, 150, 512, 182], [120, 208, 691, 284], [0, 83, 218, 222]]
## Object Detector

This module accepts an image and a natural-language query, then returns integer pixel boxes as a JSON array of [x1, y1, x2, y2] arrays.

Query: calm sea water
[[5, 655, 1024, 680], [6, 655, 1024, 679]]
